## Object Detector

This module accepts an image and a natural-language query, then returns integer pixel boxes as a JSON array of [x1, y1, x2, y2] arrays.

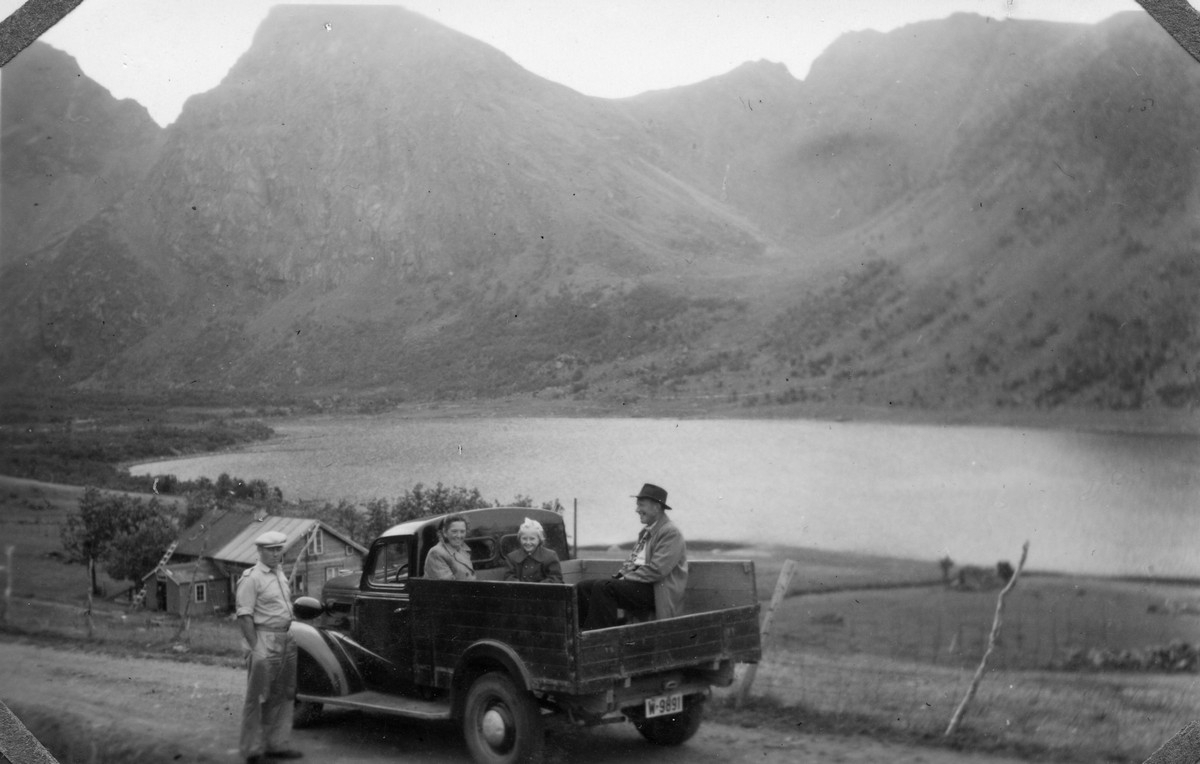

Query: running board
[[297, 690, 452, 720]]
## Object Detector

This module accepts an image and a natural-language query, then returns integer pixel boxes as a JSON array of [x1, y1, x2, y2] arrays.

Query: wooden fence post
[[85, 556, 95, 639], [175, 535, 208, 642], [945, 541, 1029, 737], [0, 545, 12, 623], [735, 559, 797, 706], [1142, 720, 1200, 764], [288, 525, 319, 590], [0, 699, 61, 764]]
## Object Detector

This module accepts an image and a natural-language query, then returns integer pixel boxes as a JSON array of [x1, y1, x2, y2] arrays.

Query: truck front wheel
[[462, 672, 545, 764], [293, 699, 323, 728], [633, 694, 705, 746]]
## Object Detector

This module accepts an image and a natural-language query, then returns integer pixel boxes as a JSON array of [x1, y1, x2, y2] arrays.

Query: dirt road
[[0, 638, 1056, 764]]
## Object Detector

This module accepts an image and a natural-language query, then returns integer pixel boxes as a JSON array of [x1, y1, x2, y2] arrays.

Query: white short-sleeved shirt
[[235, 561, 293, 628]]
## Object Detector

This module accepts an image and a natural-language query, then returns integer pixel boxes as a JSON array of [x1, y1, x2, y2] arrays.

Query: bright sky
[[1, 0, 1147, 127]]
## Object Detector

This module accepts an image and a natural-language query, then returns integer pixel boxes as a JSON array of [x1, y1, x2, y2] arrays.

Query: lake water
[[130, 415, 1200, 579]]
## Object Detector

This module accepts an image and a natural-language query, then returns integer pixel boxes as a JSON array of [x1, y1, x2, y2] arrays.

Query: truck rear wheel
[[462, 672, 545, 764], [633, 694, 705, 746]]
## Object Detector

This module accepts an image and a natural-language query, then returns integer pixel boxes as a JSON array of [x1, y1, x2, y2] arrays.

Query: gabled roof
[[173, 507, 261, 558], [144, 558, 224, 584], [174, 511, 368, 567], [216, 515, 320, 565]]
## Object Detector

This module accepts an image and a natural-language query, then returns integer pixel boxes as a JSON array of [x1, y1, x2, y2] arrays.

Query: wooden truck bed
[[409, 559, 761, 695]]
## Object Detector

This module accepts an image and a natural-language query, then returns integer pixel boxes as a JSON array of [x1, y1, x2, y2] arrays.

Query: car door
[[353, 536, 416, 690]]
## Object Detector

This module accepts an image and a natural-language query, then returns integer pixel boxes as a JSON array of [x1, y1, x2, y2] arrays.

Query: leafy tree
[[182, 493, 216, 530], [232, 484, 565, 549], [393, 482, 489, 523], [996, 560, 1015, 583], [362, 498, 393, 543], [312, 499, 370, 546], [105, 515, 178, 586], [214, 472, 278, 502], [938, 555, 954, 583], [61, 487, 178, 594]]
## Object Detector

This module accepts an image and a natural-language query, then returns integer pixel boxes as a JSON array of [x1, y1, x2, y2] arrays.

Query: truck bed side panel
[[411, 560, 761, 696], [575, 604, 760, 691], [410, 579, 578, 691]]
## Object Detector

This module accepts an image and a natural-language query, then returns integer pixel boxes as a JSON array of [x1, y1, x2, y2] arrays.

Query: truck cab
[[321, 507, 568, 629]]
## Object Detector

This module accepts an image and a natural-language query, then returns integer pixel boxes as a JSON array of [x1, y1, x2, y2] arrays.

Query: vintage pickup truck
[[289, 506, 761, 764]]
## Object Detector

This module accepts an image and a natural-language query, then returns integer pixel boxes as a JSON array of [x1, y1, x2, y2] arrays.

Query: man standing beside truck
[[577, 483, 688, 629], [236, 530, 303, 763]]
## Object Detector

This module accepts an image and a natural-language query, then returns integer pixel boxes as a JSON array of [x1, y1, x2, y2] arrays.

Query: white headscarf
[[519, 517, 545, 541]]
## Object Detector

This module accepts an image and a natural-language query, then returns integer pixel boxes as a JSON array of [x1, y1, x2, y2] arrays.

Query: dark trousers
[[576, 577, 654, 630]]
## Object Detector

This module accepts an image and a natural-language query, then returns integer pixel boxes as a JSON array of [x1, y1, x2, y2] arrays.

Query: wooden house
[[143, 511, 366, 616]]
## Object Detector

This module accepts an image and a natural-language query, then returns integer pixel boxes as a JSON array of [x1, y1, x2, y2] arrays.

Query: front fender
[[290, 621, 360, 697]]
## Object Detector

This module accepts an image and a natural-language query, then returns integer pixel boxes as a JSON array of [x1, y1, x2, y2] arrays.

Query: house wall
[[284, 530, 364, 598], [147, 527, 364, 614], [141, 577, 178, 613], [157, 578, 232, 616]]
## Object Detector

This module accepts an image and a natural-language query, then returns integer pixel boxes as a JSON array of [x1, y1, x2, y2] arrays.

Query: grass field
[[3, 475, 1198, 763], [0, 476, 186, 607], [714, 651, 1200, 763], [777, 577, 1200, 670]]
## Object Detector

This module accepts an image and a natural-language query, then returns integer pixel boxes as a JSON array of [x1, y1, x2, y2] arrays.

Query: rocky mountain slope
[[1, 42, 164, 267], [1, 7, 1197, 414]]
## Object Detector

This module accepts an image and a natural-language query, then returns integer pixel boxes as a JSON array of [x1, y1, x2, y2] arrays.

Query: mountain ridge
[[1, 8, 1197, 415]]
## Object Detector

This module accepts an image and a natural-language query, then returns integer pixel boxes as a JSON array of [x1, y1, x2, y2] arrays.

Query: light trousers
[[240, 630, 297, 758]]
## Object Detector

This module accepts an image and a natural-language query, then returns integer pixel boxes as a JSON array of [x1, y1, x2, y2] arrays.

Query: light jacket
[[621, 514, 688, 618], [425, 541, 476, 580]]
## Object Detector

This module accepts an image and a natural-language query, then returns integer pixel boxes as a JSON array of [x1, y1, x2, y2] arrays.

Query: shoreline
[[10, 472, 1198, 588], [302, 394, 1200, 438], [579, 541, 1200, 589]]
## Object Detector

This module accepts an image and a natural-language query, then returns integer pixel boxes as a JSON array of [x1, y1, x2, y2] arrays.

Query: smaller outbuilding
[[143, 511, 366, 616]]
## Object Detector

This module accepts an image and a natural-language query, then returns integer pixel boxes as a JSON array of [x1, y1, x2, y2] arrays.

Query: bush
[[1056, 640, 1198, 673]]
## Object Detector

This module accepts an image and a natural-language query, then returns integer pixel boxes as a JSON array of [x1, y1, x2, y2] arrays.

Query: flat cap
[[254, 530, 288, 547]]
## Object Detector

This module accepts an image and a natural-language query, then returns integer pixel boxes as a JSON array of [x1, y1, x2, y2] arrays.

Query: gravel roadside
[[0, 637, 1062, 764]]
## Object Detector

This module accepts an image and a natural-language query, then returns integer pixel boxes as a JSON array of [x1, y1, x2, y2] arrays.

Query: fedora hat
[[632, 483, 671, 509]]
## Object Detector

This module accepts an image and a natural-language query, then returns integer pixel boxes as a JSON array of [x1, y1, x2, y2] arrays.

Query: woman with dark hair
[[424, 514, 476, 580]]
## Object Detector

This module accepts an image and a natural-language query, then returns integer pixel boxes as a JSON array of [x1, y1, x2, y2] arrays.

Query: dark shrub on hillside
[[1056, 640, 1198, 673]]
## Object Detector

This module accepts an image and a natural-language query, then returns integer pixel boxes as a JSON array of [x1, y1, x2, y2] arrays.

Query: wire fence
[[774, 580, 1200, 672], [720, 580, 1200, 762], [722, 649, 1200, 760]]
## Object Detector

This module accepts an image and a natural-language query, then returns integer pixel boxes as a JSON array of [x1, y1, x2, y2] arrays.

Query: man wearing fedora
[[236, 530, 303, 763], [576, 483, 688, 630]]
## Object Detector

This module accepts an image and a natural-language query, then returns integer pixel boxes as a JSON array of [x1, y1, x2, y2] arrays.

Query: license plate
[[644, 692, 683, 718]]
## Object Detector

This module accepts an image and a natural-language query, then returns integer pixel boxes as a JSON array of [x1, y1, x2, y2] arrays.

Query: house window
[[194, 583, 207, 603], [293, 574, 305, 595], [311, 530, 324, 555], [325, 566, 341, 581]]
